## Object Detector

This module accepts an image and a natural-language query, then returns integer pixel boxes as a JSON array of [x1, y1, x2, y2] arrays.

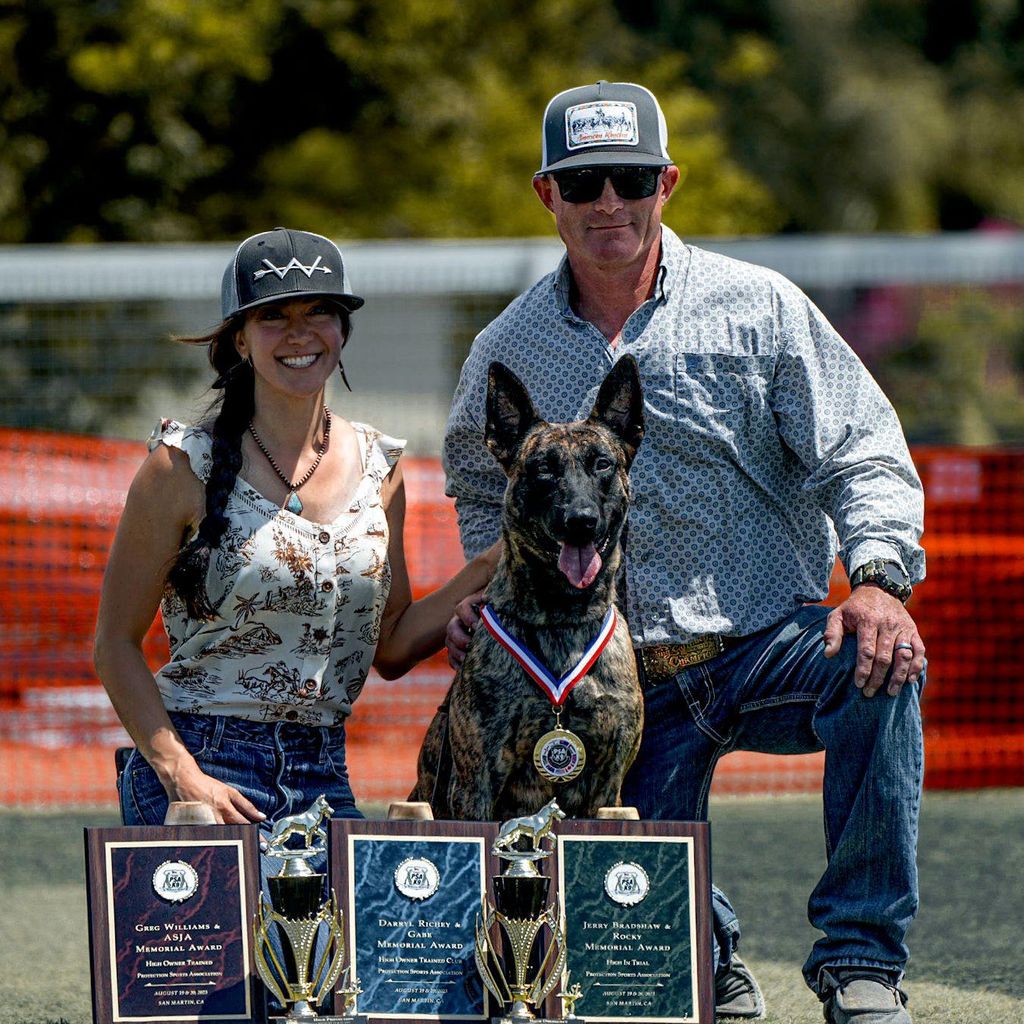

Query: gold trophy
[[474, 800, 584, 1024], [253, 796, 363, 1023]]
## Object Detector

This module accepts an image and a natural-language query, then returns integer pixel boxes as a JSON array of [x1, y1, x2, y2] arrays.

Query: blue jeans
[[620, 605, 924, 997], [119, 713, 363, 1018], [119, 711, 363, 835]]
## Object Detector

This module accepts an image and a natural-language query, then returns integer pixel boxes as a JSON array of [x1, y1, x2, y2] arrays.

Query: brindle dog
[[411, 356, 645, 821]]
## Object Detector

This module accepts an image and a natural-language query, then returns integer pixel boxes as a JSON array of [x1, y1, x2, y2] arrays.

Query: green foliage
[[618, 0, 1024, 231], [1, 0, 775, 241], [879, 287, 1024, 444], [4, 0, 1024, 239]]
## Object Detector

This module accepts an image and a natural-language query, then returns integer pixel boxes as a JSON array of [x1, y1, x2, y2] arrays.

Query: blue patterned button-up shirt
[[443, 227, 925, 645]]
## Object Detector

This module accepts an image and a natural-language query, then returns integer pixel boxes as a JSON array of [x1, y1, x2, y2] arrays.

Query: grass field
[[0, 790, 1020, 1024]]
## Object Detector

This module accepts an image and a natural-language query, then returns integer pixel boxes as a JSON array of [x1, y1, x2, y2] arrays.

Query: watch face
[[883, 561, 910, 587], [854, 560, 911, 601]]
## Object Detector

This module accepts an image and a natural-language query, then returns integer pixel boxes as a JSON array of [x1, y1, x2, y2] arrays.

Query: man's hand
[[446, 589, 486, 669], [823, 585, 925, 698]]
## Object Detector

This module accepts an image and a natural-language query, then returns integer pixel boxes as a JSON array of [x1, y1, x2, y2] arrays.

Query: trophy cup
[[253, 796, 364, 1023], [474, 800, 583, 1024]]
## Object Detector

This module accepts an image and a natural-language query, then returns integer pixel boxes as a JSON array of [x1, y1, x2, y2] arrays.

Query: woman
[[94, 227, 497, 826]]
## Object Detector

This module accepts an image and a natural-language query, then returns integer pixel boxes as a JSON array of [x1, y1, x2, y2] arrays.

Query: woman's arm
[[373, 462, 499, 680], [93, 444, 264, 823]]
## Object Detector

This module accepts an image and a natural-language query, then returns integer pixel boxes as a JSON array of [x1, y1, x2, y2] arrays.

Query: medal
[[480, 603, 616, 785], [533, 724, 587, 783]]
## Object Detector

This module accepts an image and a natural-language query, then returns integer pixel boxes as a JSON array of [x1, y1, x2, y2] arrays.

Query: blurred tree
[[0, 0, 288, 241], [617, 0, 1024, 231], [878, 287, 1024, 444], [0, 0, 778, 242]]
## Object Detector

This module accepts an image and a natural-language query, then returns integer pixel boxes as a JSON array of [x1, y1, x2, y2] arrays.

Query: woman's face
[[234, 297, 346, 399]]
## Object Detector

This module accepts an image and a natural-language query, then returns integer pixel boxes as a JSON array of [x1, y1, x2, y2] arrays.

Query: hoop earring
[[338, 360, 352, 392]]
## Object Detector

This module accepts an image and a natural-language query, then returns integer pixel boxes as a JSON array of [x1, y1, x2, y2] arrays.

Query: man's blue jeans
[[620, 605, 924, 997]]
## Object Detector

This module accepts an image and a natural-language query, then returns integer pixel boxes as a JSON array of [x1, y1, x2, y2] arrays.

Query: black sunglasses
[[550, 166, 663, 204]]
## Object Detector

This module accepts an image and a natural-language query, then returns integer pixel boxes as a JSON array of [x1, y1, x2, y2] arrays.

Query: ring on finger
[[894, 642, 914, 653]]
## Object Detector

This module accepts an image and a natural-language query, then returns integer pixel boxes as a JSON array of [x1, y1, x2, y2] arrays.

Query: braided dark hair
[[167, 301, 351, 619], [166, 318, 253, 619]]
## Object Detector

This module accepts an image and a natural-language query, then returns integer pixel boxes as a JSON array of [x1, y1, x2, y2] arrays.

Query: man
[[443, 81, 925, 1024]]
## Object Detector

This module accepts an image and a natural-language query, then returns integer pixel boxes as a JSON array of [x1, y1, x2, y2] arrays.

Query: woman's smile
[[278, 352, 322, 369]]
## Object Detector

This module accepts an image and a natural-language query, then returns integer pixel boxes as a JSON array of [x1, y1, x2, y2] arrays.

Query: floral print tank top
[[148, 419, 405, 726]]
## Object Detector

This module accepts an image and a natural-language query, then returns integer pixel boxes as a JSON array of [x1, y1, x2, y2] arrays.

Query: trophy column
[[252, 797, 365, 1023], [474, 800, 584, 1024]]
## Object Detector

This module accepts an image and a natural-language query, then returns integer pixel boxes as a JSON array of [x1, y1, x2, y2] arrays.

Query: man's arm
[[769, 275, 926, 697], [441, 341, 508, 665], [443, 342, 507, 558]]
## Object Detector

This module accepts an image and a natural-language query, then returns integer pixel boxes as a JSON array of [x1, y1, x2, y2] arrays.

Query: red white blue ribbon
[[479, 603, 617, 707]]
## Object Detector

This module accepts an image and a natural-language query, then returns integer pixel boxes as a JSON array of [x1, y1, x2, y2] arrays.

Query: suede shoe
[[715, 954, 765, 1019], [821, 970, 911, 1024]]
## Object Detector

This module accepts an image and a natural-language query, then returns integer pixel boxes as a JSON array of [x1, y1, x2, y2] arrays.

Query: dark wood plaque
[[84, 825, 262, 1024], [330, 820, 498, 1024], [554, 820, 714, 1024]]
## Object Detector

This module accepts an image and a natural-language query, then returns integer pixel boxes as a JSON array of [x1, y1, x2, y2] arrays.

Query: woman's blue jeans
[[620, 604, 924, 997], [118, 713, 363, 1018], [118, 712, 363, 831]]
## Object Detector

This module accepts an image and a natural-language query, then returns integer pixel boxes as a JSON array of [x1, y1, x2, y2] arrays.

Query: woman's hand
[[163, 760, 266, 825]]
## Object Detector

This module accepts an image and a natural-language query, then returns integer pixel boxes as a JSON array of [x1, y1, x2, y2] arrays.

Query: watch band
[[850, 558, 913, 603]]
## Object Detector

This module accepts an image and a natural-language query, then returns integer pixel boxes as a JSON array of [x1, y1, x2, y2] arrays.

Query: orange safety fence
[[0, 427, 1022, 808]]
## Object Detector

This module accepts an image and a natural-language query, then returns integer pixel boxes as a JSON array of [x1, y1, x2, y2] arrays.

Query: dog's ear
[[485, 361, 541, 470], [589, 354, 645, 468]]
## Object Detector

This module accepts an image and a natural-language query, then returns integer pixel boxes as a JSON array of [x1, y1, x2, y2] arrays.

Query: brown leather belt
[[638, 636, 728, 686]]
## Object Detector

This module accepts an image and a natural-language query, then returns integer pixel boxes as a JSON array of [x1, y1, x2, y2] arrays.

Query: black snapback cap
[[221, 227, 364, 319], [538, 81, 671, 174]]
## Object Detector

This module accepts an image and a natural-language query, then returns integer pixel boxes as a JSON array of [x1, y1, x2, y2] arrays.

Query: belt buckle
[[642, 635, 725, 682], [677, 634, 725, 669]]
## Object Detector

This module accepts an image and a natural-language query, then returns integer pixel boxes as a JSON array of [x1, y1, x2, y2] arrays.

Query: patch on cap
[[252, 254, 334, 282], [565, 101, 639, 150]]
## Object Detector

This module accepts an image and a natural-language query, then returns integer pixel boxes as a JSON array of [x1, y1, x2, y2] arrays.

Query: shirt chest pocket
[[668, 352, 775, 447]]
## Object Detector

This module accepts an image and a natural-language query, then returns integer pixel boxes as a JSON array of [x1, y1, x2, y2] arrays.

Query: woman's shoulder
[[350, 421, 407, 474], [146, 419, 213, 483]]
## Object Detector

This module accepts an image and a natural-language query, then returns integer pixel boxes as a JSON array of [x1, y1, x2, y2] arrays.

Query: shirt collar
[[551, 226, 686, 317]]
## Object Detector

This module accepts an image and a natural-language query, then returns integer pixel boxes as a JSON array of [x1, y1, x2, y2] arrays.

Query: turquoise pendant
[[284, 491, 303, 515]]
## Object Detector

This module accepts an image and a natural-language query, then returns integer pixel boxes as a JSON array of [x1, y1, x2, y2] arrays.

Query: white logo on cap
[[253, 255, 334, 281], [565, 101, 639, 150]]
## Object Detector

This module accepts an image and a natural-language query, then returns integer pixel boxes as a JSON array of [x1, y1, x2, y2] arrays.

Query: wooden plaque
[[330, 819, 498, 1024], [554, 820, 714, 1024], [84, 825, 262, 1024]]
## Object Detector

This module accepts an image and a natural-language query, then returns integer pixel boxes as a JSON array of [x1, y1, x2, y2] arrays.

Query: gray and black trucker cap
[[221, 227, 364, 319], [538, 81, 671, 174]]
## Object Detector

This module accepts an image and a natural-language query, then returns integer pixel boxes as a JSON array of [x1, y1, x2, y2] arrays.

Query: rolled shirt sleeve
[[443, 338, 507, 560]]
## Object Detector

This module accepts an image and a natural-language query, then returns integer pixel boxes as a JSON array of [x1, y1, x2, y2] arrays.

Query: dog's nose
[[564, 509, 599, 540]]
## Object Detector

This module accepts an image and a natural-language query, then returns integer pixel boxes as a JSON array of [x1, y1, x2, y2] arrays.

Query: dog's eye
[[593, 456, 615, 472]]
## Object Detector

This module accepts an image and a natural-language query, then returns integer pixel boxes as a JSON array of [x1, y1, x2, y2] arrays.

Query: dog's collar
[[479, 603, 617, 707]]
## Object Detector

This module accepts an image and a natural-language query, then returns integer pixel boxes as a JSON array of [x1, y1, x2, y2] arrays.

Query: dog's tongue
[[558, 542, 602, 589]]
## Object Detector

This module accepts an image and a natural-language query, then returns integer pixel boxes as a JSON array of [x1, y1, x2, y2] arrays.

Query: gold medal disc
[[533, 728, 586, 783]]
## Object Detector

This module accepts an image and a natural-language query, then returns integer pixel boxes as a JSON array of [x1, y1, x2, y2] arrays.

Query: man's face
[[533, 164, 681, 271]]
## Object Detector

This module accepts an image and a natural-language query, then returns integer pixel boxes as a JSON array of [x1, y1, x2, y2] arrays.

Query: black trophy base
[[490, 1018, 584, 1024], [270, 1016, 367, 1023]]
